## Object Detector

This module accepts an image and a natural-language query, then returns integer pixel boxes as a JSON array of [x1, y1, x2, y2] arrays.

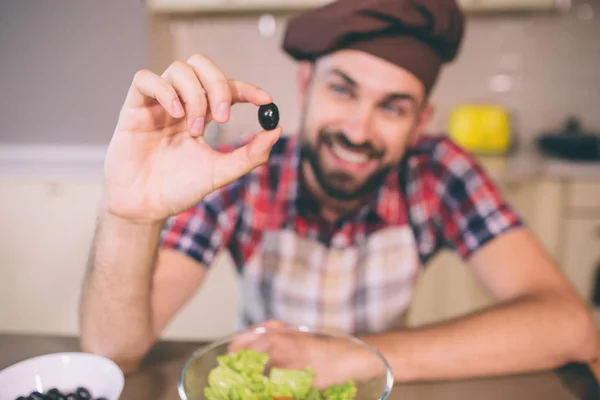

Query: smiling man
[[79, 0, 597, 384]]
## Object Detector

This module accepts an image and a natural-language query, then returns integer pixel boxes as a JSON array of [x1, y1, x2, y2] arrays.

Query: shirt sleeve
[[158, 141, 247, 268], [432, 138, 524, 259]]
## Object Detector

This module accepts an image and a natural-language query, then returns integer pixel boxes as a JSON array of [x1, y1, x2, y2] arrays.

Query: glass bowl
[[178, 325, 394, 400]]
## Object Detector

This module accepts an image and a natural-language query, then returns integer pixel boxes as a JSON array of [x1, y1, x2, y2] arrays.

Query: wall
[[150, 0, 600, 147], [2, 1, 598, 147], [0, 0, 148, 146]]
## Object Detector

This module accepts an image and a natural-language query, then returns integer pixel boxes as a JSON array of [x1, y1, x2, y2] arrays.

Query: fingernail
[[190, 117, 204, 135], [257, 89, 270, 98], [217, 102, 229, 120], [172, 99, 184, 116]]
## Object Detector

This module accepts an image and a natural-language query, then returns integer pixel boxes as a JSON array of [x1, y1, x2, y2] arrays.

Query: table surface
[[0, 333, 598, 400]]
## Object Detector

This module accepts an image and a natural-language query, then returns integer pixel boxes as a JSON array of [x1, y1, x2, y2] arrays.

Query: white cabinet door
[[567, 181, 600, 209], [0, 180, 103, 336], [0, 179, 240, 340], [457, 0, 559, 11], [407, 179, 567, 327], [407, 250, 492, 327], [511, 180, 565, 261], [562, 218, 600, 303], [148, 0, 229, 12]]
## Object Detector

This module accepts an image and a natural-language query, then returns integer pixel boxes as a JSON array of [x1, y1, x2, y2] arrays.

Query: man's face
[[298, 49, 432, 201]]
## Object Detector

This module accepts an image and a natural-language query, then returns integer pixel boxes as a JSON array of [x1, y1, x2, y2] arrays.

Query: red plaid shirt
[[160, 133, 522, 335]]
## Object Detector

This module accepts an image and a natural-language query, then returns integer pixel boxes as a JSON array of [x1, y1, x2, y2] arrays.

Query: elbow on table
[[79, 334, 151, 375], [565, 302, 598, 365]]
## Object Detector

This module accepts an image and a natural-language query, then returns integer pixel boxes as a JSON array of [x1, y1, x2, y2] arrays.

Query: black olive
[[16, 386, 105, 400], [46, 389, 63, 399], [74, 388, 91, 399], [28, 392, 44, 400], [75, 387, 91, 399], [258, 102, 279, 131]]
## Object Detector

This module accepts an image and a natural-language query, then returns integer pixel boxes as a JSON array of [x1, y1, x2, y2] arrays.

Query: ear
[[297, 61, 313, 109], [409, 103, 435, 146]]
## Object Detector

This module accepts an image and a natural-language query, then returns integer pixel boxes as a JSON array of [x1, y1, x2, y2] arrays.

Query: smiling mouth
[[329, 142, 371, 165]]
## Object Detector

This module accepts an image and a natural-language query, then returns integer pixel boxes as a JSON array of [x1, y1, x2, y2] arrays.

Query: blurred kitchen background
[[0, 0, 599, 342]]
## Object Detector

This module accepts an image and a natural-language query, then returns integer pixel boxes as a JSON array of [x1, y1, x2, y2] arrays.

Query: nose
[[344, 102, 375, 145]]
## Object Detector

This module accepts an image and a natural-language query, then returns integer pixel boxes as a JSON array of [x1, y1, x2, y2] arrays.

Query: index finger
[[187, 54, 272, 121], [229, 80, 273, 107]]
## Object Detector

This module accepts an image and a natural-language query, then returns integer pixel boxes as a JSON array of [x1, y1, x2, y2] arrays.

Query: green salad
[[203, 349, 357, 400]]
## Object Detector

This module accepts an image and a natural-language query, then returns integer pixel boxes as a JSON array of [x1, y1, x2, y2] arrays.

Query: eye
[[382, 103, 408, 117], [329, 83, 352, 97]]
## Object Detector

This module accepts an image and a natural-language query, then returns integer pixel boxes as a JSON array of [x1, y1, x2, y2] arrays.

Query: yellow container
[[448, 104, 512, 154]]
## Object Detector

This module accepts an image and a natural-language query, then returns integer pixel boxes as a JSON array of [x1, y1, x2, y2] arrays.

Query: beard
[[299, 128, 393, 202]]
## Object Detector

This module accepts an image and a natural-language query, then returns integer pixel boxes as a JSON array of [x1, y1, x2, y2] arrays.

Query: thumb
[[211, 127, 282, 190]]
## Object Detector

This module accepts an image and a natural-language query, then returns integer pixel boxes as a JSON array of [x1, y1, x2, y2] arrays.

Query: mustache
[[319, 130, 384, 159]]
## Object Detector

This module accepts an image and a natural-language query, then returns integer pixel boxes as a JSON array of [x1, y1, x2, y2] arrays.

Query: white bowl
[[0, 352, 124, 400]]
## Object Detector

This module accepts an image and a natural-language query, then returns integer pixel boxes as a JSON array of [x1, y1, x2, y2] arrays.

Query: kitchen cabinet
[[457, 0, 562, 12], [146, 0, 565, 13], [408, 177, 600, 329], [562, 181, 600, 326], [0, 179, 240, 341], [0, 180, 102, 337], [407, 180, 538, 327], [562, 218, 600, 302], [1, 172, 598, 339], [566, 182, 600, 209], [407, 178, 568, 327]]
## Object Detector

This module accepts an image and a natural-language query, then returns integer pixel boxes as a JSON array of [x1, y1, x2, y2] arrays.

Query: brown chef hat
[[282, 0, 465, 94]]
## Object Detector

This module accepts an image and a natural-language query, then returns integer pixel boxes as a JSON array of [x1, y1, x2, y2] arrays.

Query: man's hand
[[80, 53, 282, 372], [104, 54, 282, 223], [229, 320, 386, 389]]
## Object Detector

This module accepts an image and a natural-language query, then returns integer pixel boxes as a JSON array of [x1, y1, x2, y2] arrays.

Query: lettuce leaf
[[202, 349, 357, 400], [217, 349, 269, 377], [204, 349, 271, 400], [269, 366, 315, 398], [323, 379, 357, 400], [305, 387, 324, 400]]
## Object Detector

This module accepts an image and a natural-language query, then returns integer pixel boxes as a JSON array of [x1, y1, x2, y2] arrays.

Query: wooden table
[[0, 333, 598, 400]]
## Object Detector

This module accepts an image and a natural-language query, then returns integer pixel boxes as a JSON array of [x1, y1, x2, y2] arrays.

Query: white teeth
[[331, 143, 369, 164]]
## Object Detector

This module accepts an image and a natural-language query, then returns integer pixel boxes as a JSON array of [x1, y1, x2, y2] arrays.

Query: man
[[79, 0, 597, 385]]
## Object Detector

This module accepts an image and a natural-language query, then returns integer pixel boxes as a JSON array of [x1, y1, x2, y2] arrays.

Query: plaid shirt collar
[[281, 134, 403, 227]]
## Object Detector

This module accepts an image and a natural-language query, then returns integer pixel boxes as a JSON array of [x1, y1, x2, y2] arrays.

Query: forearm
[[360, 291, 597, 382], [79, 204, 165, 371]]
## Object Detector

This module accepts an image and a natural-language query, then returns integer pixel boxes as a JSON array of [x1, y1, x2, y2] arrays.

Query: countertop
[[475, 148, 600, 184], [0, 142, 598, 183], [0, 333, 598, 400]]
